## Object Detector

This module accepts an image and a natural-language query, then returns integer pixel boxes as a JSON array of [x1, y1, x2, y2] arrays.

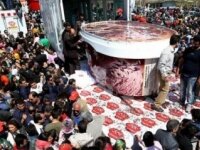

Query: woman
[[35, 132, 51, 150], [58, 118, 74, 144], [139, 131, 162, 150], [13, 134, 29, 150], [7, 119, 27, 146], [95, 136, 113, 150], [26, 124, 39, 150], [47, 129, 59, 149], [35, 129, 58, 150]]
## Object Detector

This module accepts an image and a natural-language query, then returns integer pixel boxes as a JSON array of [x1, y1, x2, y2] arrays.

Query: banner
[[86, 49, 159, 96], [0, 10, 27, 37], [39, 0, 63, 54]]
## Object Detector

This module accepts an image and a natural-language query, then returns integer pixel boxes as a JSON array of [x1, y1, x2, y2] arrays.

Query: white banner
[[39, 0, 63, 54], [0, 10, 27, 37], [5, 16, 20, 37]]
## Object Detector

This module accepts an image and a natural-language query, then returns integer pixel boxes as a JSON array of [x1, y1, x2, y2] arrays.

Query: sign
[[5, 17, 19, 35], [0, 10, 27, 37]]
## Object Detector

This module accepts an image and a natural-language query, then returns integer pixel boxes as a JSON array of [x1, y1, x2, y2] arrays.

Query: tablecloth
[[73, 71, 197, 148]]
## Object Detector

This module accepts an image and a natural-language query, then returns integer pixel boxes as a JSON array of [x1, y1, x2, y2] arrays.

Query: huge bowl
[[80, 21, 176, 96]]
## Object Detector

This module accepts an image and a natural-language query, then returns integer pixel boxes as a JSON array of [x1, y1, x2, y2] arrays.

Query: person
[[0, 138, 13, 149], [176, 35, 200, 112], [71, 102, 93, 129], [32, 24, 40, 34], [35, 132, 51, 150], [75, 13, 86, 34], [65, 78, 77, 96], [13, 99, 32, 126], [152, 34, 180, 112], [27, 92, 43, 112], [190, 109, 200, 139], [44, 109, 62, 135], [43, 75, 59, 101], [62, 22, 81, 75], [59, 143, 73, 150], [176, 123, 199, 150], [113, 139, 126, 150], [13, 134, 29, 150], [69, 120, 94, 149], [58, 118, 74, 144], [155, 119, 179, 150], [136, 131, 163, 150], [30, 113, 45, 135], [26, 124, 39, 150], [94, 136, 113, 150], [67, 90, 80, 116], [7, 119, 28, 146], [115, 8, 126, 20], [18, 78, 29, 100], [39, 33, 50, 49]]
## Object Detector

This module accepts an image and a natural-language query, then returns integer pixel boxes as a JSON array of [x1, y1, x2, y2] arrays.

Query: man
[[75, 13, 86, 34], [152, 34, 180, 112], [43, 75, 59, 101], [62, 22, 80, 75], [115, 8, 126, 20], [27, 92, 43, 112], [18, 78, 29, 100], [13, 99, 32, 126], [176, 35, 200, 112], [69, 120, 94, 149], [71, 102, 93, 128], [44, 109, 62, 135], [155, 119, 179, 150]]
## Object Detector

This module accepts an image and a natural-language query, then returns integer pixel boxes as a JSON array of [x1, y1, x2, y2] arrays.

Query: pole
[[127, 0, 130, 21], [127, 0, 135, 21], [60, 0, 65, 22]]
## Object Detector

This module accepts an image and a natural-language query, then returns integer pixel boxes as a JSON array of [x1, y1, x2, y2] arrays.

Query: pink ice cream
[[88, 50, 144, 96], [107, 59, 144, 96]]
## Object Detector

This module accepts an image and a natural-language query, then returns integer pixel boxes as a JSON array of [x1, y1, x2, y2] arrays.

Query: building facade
[[63, 0, 125, 26], [138, 0, 199, 7]]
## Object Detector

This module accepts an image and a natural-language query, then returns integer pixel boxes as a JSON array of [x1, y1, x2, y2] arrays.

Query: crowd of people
[[0, 3, 200, 150]]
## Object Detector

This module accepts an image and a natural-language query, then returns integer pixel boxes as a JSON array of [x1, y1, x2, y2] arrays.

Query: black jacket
[[155, 129, 179, 150]]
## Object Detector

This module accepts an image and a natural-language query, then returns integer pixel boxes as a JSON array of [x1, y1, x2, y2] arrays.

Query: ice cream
[[83, 21, 174, 42]]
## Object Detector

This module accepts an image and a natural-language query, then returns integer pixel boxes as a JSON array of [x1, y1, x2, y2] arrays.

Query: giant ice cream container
[[80, 21, 176, 96]]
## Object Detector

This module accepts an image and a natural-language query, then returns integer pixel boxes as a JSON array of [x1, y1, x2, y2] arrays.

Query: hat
[[62, 118, 74, 134], [69, 91, 79, 101], [117, 8, 123, 13], [0, 75, 9, 86], [59, 143, 72, 150]]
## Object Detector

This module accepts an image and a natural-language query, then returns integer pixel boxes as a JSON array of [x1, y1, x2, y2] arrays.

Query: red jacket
[[35, 139, 51, 150]]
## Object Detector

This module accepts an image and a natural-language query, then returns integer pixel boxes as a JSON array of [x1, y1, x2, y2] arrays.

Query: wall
[[162, 1, 176, 7]]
